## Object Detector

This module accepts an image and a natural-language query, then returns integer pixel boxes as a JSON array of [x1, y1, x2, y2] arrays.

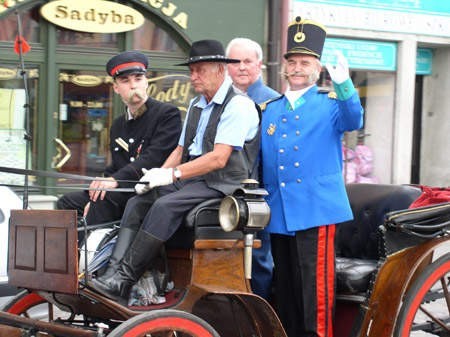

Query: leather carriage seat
[[166, 198, 243, 249], [335, 183, 422, 295]]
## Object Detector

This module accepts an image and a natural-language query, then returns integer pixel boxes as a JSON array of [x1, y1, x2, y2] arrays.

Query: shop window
[[54, 68, 194, 180], [146, 70, 194, 119], [0, 6, 40, 43], [133, 18, 183, 53], [57, 70, 113, 178], [319, 70, 396, 184], [56, 29, 118, 48], [0, 66, 39, 185]]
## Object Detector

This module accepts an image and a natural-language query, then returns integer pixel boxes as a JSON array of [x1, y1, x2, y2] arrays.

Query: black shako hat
[[284, 16, 327, 59], [176, 39, 240, 66], [106, 51, 148, 78]]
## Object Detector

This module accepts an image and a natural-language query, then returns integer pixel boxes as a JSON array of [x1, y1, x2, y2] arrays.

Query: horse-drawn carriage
[[0, 183, 449, 337]]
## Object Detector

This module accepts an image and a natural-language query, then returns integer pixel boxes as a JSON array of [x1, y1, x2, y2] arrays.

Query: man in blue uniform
[[261, 17, 364, 337], [89, 40, 261, 304], [226, 37, 279, 301]]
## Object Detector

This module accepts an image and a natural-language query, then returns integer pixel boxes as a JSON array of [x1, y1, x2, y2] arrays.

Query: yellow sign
[[71, 75, 103, 87], [0, 68, 16, 80], [40, 0, 145, 33]]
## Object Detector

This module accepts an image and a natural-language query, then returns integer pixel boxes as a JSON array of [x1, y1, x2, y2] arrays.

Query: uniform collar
[[285, 84, 315, 108], [246, 77, 263, 97], [126, 101, 148, 120]]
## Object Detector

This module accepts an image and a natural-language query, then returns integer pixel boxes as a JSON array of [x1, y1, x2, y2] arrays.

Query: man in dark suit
[[57, 51, 182, 246]]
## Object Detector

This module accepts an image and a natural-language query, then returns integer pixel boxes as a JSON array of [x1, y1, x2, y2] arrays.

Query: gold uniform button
[[297, 178, 302, 183], [294, 146, 299, 151], [295, 115, 300, 120], [280, 182, 286, 187], [130, 157, 135, 162], [282, 118, 287, 123], [282, 134, 287, 138], [296, 130, 300, 136], [294, 162, 299, 167], [279, 148, 285, 153], [279, 165, 285, 170]]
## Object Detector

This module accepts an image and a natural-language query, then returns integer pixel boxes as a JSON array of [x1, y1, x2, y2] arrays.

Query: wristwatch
[[174, 167, 182, 181]]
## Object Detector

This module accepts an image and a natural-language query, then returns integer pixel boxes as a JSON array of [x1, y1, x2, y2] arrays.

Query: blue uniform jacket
[[261, 81, 363, 235]]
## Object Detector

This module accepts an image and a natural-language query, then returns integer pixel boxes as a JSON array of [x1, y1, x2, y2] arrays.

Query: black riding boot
[[90, 230, 163, 304], [96, 227, 137, 280]]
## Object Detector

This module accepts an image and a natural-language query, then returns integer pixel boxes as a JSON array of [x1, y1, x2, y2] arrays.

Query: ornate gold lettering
[[161, 2, 176, 16], [178, 82, 191, 104], [172, 12, 188, 30], [55, 5, 68, 19], [124, 15, 135, 24], [98, 12, 108, 24], [40, 0, 144, 33], [148, 0, 163, 9], [85, 8, 95, 21], [70, 10, 81, 21], [112, 10, 122, 23], [142, 0, 188, 29]]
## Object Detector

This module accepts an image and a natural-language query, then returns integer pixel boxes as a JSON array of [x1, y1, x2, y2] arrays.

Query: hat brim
[[113, 68, 147, 78], [284, 50, 320, 59], [175, 57, 240, 66]]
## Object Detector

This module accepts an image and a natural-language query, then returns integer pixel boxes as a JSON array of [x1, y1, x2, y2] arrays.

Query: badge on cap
[[284, 16, 327, 59]]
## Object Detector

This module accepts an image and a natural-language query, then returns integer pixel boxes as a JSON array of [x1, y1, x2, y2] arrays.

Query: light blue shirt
[[179, 76, 259, 156]]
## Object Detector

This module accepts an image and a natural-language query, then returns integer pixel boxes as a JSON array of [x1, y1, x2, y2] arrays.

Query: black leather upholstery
[[166, 198, 242, 249], [335, 183, 422, 294]]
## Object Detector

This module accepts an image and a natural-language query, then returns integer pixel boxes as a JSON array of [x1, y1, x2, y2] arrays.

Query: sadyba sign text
[[40, 0, 145, 33]]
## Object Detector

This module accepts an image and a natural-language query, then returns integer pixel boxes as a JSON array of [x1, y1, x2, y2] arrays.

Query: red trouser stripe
[[316, 225, 336, 337], [327, 225, 336, 337]]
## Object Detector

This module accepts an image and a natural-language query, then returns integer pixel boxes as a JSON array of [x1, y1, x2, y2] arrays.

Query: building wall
[[290, 0, 450, 186], [421, 48, 450, 185]]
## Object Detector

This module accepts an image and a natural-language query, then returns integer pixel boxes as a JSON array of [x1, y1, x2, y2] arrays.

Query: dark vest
[[181, 86, 260, 195]]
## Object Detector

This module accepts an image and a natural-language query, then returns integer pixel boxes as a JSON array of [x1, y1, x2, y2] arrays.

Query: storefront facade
[[292, 0, 450, 186], [0, 0, 269, 193]]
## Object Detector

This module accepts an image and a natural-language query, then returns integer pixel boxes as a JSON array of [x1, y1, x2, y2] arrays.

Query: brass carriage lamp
[[219, 179, 271, 279]]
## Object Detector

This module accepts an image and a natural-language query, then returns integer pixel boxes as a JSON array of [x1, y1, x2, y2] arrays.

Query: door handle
[[52, 138, 71, 169]]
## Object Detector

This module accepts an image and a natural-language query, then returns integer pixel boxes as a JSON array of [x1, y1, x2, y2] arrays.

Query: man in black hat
[[260, 17, 364, 337], [57, 50, 182, 245], [89, 40, 261, 304]]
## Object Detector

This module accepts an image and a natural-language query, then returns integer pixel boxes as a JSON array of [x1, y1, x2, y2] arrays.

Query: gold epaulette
[[259, 95, 283, 112]]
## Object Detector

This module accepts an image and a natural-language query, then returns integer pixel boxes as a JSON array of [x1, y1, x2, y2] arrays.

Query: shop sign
[[40, 0, 145, 33], [147, 74, 193, 114], [71, 75, 103, 87], [0, 68, 16, 80], [416, 48, 433, 75], [322, 38, 397, 71], [293, 0, 450, 38], [139, 0, 188, 30]]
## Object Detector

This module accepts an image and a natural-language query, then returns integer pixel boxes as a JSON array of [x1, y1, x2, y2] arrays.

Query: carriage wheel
[[394, 253, 450, 337], [1, 290, 54, 321], [108, 309, 221, 337]]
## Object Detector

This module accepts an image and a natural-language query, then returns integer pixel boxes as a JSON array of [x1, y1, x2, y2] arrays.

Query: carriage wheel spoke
[[419, 304, 450, 332]]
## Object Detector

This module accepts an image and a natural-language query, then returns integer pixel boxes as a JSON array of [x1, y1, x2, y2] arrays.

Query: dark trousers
[[271, 225, 336, 337], [56, 190, 133, 241], [120, 177, 224, 240], [251, 229, 274, 300]]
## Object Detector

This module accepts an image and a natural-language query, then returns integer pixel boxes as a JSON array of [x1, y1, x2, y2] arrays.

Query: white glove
[[137, 168, 174, 189], [325, 50, 349, 84], [135, 183, 150, 195]]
